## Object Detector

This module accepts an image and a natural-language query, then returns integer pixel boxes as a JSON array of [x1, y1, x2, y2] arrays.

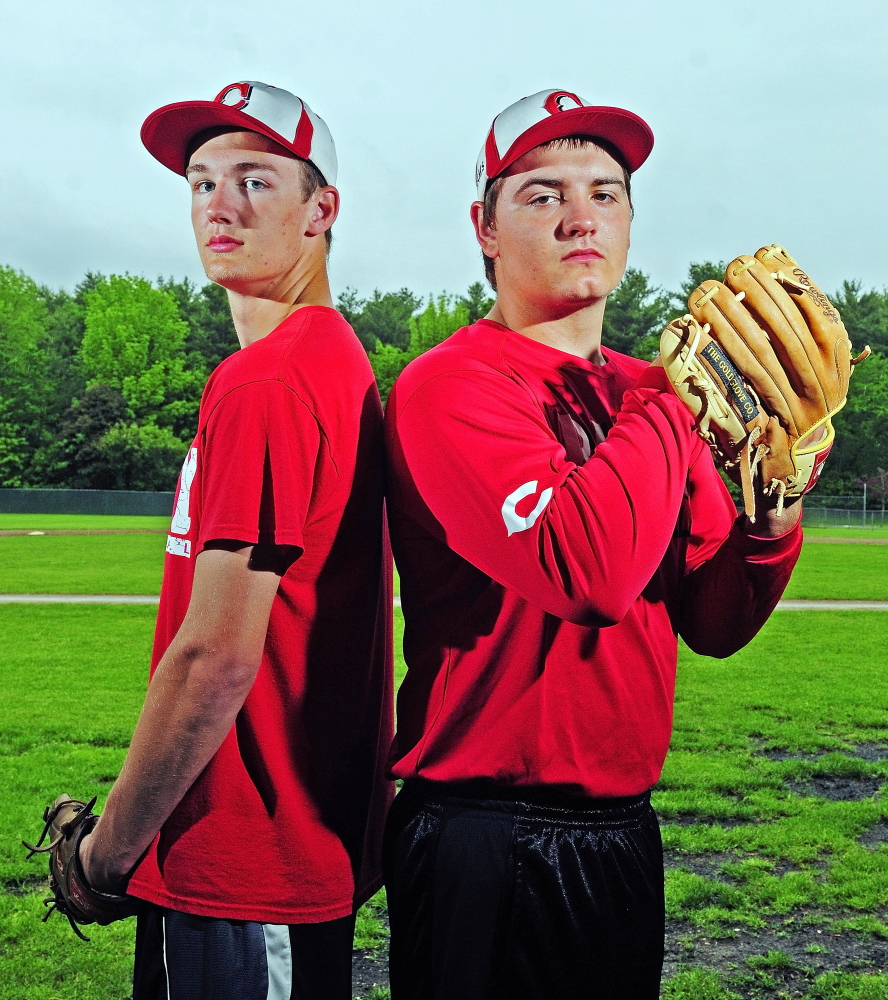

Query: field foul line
[[0, 596, 887, 611], [0, 594, 162, 604]]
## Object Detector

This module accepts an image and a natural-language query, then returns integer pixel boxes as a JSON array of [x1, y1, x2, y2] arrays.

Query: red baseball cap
[[141, 81, 337, 185], [475, 89, 654, 198]]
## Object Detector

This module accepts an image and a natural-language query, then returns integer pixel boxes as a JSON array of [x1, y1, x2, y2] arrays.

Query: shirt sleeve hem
[[731, 516, 803, 554], [197, 524, 305, 549]]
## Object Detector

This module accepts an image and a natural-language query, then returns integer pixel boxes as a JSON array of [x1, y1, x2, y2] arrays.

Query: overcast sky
[[3, 0, 886, 303]]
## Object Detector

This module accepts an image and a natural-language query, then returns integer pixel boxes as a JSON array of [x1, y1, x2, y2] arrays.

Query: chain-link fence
[[801, 496, 888, 529]]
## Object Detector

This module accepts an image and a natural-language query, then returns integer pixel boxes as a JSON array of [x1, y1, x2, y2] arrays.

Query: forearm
[[398, 374, 699, 628], [681, 512, 802, 657], [741, 495, 803, 537], [83, 641, 260, 886]]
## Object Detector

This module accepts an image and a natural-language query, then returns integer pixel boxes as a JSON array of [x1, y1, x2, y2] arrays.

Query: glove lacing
[[676, 319, 771, 521]]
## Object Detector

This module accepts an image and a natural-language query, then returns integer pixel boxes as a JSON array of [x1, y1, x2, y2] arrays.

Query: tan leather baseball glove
[[659, 245, 870, 520], [23, 795, 139, 940]]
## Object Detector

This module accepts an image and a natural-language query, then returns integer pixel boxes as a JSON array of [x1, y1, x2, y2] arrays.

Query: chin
[[561, 284, 607, 305], [201, 258, 252, 291]]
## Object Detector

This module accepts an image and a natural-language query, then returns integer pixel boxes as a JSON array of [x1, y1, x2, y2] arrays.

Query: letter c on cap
[[502, 480, 554, 536], [544, 91, 583, 114], [215, 82, 253, 110]]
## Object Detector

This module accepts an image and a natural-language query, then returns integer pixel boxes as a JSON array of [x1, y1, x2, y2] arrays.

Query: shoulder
[[391, 322, 513, 409], [206, 307, 370, 399]]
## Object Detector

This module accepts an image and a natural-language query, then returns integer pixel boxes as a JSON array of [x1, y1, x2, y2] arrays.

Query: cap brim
[[140, 101, 299, 176], [499, 105, 654, 177]]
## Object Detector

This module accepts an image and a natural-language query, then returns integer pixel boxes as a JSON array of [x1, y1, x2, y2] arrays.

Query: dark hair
[[186, 127, 332, 253], [480, 135, 632, 291]]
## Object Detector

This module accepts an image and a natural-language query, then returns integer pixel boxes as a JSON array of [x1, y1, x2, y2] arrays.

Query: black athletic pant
[[383, 780, 664, 1000], [132, 905, 356, 1000]]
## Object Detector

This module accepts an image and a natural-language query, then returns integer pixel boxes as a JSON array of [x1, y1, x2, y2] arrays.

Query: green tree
[[368, 294, 468, 402], [832, 281, 888, 358], [602, 268, 672, 359], [0, 266, 53, 485], [368, 343, 413, 405], [823, 351, 888, 491], [97, 421, 187, 491], [159, 277, 239, 373], [79, 275, 203, 437], [36, 282, 88, 426], [338, 288, 422, 351], [670, 260, 726, 313], [458, 281, 494, 324], [31, 384, 129, 489]]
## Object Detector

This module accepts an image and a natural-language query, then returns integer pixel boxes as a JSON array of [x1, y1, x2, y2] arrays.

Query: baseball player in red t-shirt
[[73, 82, 394, 998], [382, 90, 802, 998]]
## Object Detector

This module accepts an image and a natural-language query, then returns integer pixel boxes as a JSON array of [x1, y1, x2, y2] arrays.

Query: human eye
[[244, 177, 268, 191], [592, 189, 618, 204], [529, 191, 560, 206], [194, 180, 214, 194]]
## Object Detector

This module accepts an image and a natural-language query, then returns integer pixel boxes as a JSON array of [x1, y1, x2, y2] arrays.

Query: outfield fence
[[0, 488, 174, 516], [801, 495, 888, 529]]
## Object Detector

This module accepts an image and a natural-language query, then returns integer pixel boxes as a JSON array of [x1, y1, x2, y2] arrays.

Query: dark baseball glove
[[23, 795, 139, 940], [660, 245, 870, 520]]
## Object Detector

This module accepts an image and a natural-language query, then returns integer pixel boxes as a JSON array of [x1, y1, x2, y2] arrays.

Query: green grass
[[784, 543, 887, 600], [0, 534, 166, 594], [0, 515, 169, 531], [3, 532, 883, 602], [1, 535, 885, 996], [657, 611, 888, 994], [0, 606, 152, 998], [0, 604, 404, 998], [804, 526, 888, 539]]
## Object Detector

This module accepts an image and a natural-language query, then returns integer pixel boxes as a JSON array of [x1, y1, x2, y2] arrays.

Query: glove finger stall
[[724, 255, 833, 412], [688, 279, 798, 434]]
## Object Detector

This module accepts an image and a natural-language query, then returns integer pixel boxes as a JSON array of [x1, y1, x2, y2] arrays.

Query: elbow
[[561, 595, 632, 629], [175, 641, 261, 705], [681, 630, 746, 660]]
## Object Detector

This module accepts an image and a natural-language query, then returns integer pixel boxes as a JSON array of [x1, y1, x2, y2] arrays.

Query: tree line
[[0, 263, 886, 495]]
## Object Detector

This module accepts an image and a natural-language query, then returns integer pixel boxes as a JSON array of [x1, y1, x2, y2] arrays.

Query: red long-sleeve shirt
[[385, 319, 801, 797]]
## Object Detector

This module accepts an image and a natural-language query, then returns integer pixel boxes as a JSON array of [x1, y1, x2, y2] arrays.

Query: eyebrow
[[185, 160, 282, 177], [514, 174, 626, 195]]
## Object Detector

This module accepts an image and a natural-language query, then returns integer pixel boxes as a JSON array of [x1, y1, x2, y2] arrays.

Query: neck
[[225, 254, 334, 348], [487, 290, 608, 364]]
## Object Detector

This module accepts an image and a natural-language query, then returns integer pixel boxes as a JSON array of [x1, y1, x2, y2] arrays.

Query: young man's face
[[186, 130, 336, 293], [475, 143, 632, 313]]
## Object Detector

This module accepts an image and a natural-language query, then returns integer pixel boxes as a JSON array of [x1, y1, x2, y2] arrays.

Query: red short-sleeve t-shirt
[[127, 306, 394, 924]]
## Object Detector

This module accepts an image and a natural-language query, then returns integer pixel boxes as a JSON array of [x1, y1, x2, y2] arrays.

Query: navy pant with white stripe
[[132, 906, 356, 1000]]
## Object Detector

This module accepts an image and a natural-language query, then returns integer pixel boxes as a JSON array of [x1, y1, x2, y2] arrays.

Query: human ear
[[307, 187, 339, 235], [470, 201, 497, 262]]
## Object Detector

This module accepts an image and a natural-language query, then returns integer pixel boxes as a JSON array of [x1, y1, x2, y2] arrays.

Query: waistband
[[401, 778, 651, 823]]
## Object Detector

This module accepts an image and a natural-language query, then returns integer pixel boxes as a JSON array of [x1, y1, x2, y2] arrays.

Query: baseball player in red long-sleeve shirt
[[382, 90, 803, 999]]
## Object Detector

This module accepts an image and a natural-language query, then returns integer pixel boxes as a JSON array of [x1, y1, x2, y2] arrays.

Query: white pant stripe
[[261, 922, 292, 1000], [161, 913, 172, 997]]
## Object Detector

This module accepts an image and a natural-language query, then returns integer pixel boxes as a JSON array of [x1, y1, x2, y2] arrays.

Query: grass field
[[804, 527, 888, 540], [0, 535, 167, 594], [783, 544, 888, 601], [1, 516, 886, 998], [1, 530, 884, 601]]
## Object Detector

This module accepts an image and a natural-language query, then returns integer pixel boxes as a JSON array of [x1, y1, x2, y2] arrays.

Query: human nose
[[561, 194, 596, 238], [205, 181, 237, 225]]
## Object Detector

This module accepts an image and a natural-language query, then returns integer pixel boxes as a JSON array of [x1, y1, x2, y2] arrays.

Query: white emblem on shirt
[[501, 480, 554, 537], [165, 535, 192, 558], [167, 447, 198, 558]]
